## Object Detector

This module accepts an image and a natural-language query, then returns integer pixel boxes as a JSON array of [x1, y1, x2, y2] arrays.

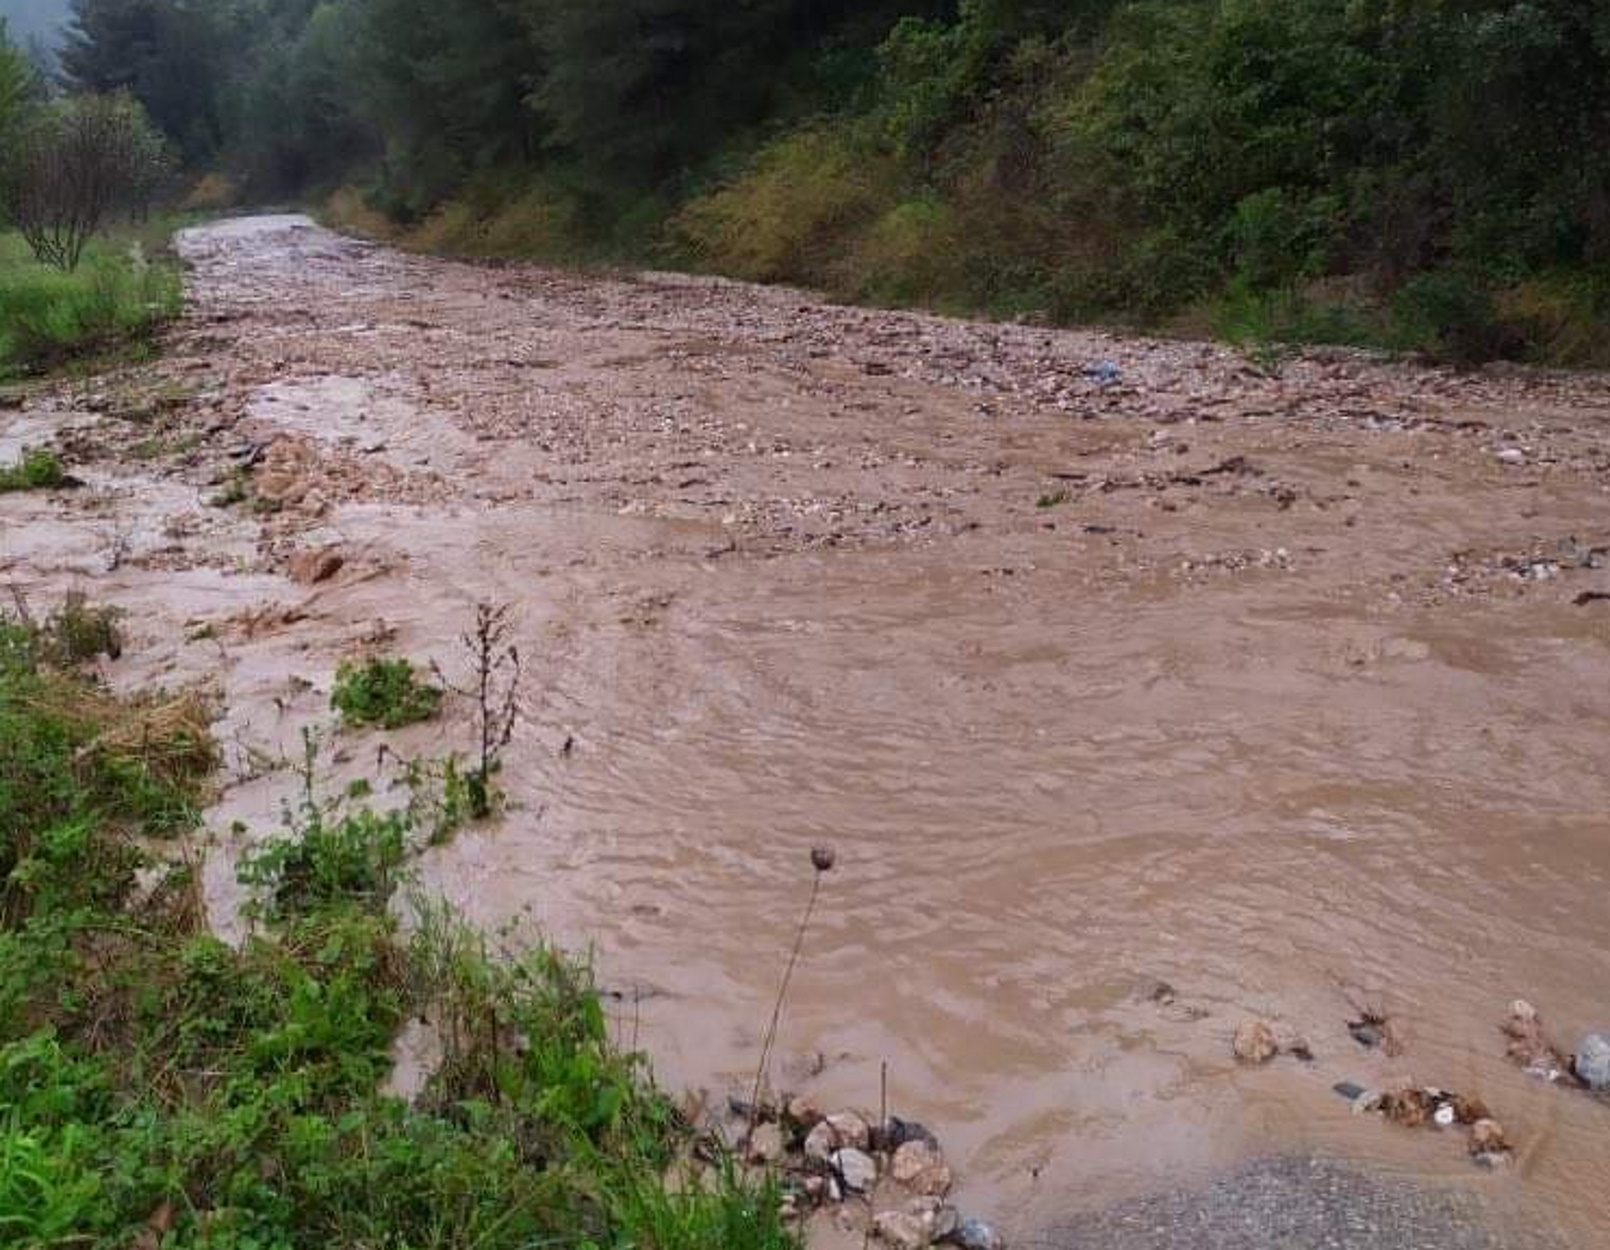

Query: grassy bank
[[322, 171, 1610, 371], [300, 0, 1610, 372], [0, 226, 184, 382], [0, 605, 794, 1249]]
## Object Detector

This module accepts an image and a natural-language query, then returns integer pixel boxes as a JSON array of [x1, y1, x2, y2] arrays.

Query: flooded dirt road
[[6, 215, 1610, 1245]]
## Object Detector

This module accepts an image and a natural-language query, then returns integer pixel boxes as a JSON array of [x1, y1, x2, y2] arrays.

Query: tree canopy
[[43, 0, 1610, 361]]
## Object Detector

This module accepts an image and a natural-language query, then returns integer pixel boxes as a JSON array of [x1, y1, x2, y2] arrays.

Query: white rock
[[804, 1120, 838, 1162], [833, 1147, 878, 1193]]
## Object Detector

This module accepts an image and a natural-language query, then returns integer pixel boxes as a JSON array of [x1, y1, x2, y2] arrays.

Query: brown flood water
[[5, 215, 1610, 1244]]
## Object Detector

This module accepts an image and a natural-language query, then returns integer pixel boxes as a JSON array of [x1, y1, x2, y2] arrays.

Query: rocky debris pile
[[1502, 1000, 1610, 1092], [1431, 534, 1610, 601], [1232, 1018, 1313, 1064], [714, 1096, 1004, 1249], [1346, 1009, 1406, 1057], [1335, 1081, 1514, 1169], [1235, 1006, 1524, 1170]]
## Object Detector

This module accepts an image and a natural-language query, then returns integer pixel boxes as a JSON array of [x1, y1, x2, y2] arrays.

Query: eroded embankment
[[5, 214, 1610, 1246]]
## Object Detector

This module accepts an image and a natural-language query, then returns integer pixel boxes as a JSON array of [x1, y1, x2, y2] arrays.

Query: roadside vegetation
[[44, 0, 1610, 366], [0, 21, 180, 381], [0, 230, 181, 379], [330, 656, 442, 729], [0, 445, 67, 491], [0, 597, 797, 1248]]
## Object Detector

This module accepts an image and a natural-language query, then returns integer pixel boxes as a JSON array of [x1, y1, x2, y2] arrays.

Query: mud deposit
[[6, 215, 1610, 1245]]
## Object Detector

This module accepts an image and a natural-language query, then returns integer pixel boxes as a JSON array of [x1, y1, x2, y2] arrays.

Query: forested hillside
[[29, 0, 1610, 361]]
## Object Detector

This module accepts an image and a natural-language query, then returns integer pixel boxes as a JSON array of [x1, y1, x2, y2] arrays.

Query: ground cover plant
[[0, 602, 797, 1249], [0, 230, 182, 380], [0, 446, 67, 491], [330, 655, 443, 729]]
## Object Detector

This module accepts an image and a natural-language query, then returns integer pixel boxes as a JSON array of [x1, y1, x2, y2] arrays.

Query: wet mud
[[5, 215, 1610, 1244]]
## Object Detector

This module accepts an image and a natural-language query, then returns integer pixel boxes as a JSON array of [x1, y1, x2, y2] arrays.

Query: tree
[[60, 0, 243, 165], [1, 92, 169, 269], [0, 19, 38, 154]]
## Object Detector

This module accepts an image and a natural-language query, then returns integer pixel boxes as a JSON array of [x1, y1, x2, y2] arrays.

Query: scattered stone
[[785, 1094, 823, 1128], [873, 1210, 931, 1249], [803, 1121, 838, 1162], [826, 1110, 871, 1150], [950, 1216, 1005, 1250], [1501, 999, 1577, 1083], [1575, 1032, 1610, 1090], [1379, 1087, 1434, 1128], [1495, 448, 1526, 465], [288, 546, 343, 584], [833, 1147, 878, 1193], [1468, 1118, 1512, 1166], [875, 1115, 940, 1153], [1347, 1078, 1516, 1169], [1346, 1011, 1405, 1057], [746, 1121, 785, 1165], [929, 1204, 961, 1241], [891, 1140, 952, 1196], [1232, 1019, 1278, 1064]]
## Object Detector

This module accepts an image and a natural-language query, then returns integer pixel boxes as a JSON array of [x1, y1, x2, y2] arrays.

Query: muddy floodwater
[[6, 215, 1610, 1245]]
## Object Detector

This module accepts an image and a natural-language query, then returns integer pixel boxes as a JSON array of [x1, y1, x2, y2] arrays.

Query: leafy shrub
[[1494, 275, 1610, 368], [0, 447, 66, 491], [843, 196, 965, 306], [673, 126, 899, 284], [3, 590, 124, 666], [331, 656, 442, 729], [239, 805, 409, 918], [478, 186, 585, 258], [1390, 269, 1517, 365]]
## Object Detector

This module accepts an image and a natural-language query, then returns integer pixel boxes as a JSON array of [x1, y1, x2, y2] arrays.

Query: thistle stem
[[749, 868, 824, 1128]]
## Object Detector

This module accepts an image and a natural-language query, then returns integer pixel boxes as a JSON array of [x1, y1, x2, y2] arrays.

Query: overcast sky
[[0, 0, 71, 48]]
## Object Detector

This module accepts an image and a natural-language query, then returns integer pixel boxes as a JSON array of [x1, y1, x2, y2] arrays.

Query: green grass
[[0, 606, 798, 1250], [0, 229, 183, 381], [331, 656, 443, 729], [0, 447, 67, 492]]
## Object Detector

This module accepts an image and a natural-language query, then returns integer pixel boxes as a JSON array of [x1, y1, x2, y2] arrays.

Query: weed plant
[[0, 609, 795, 1249], [331, 656, 443, 729]]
